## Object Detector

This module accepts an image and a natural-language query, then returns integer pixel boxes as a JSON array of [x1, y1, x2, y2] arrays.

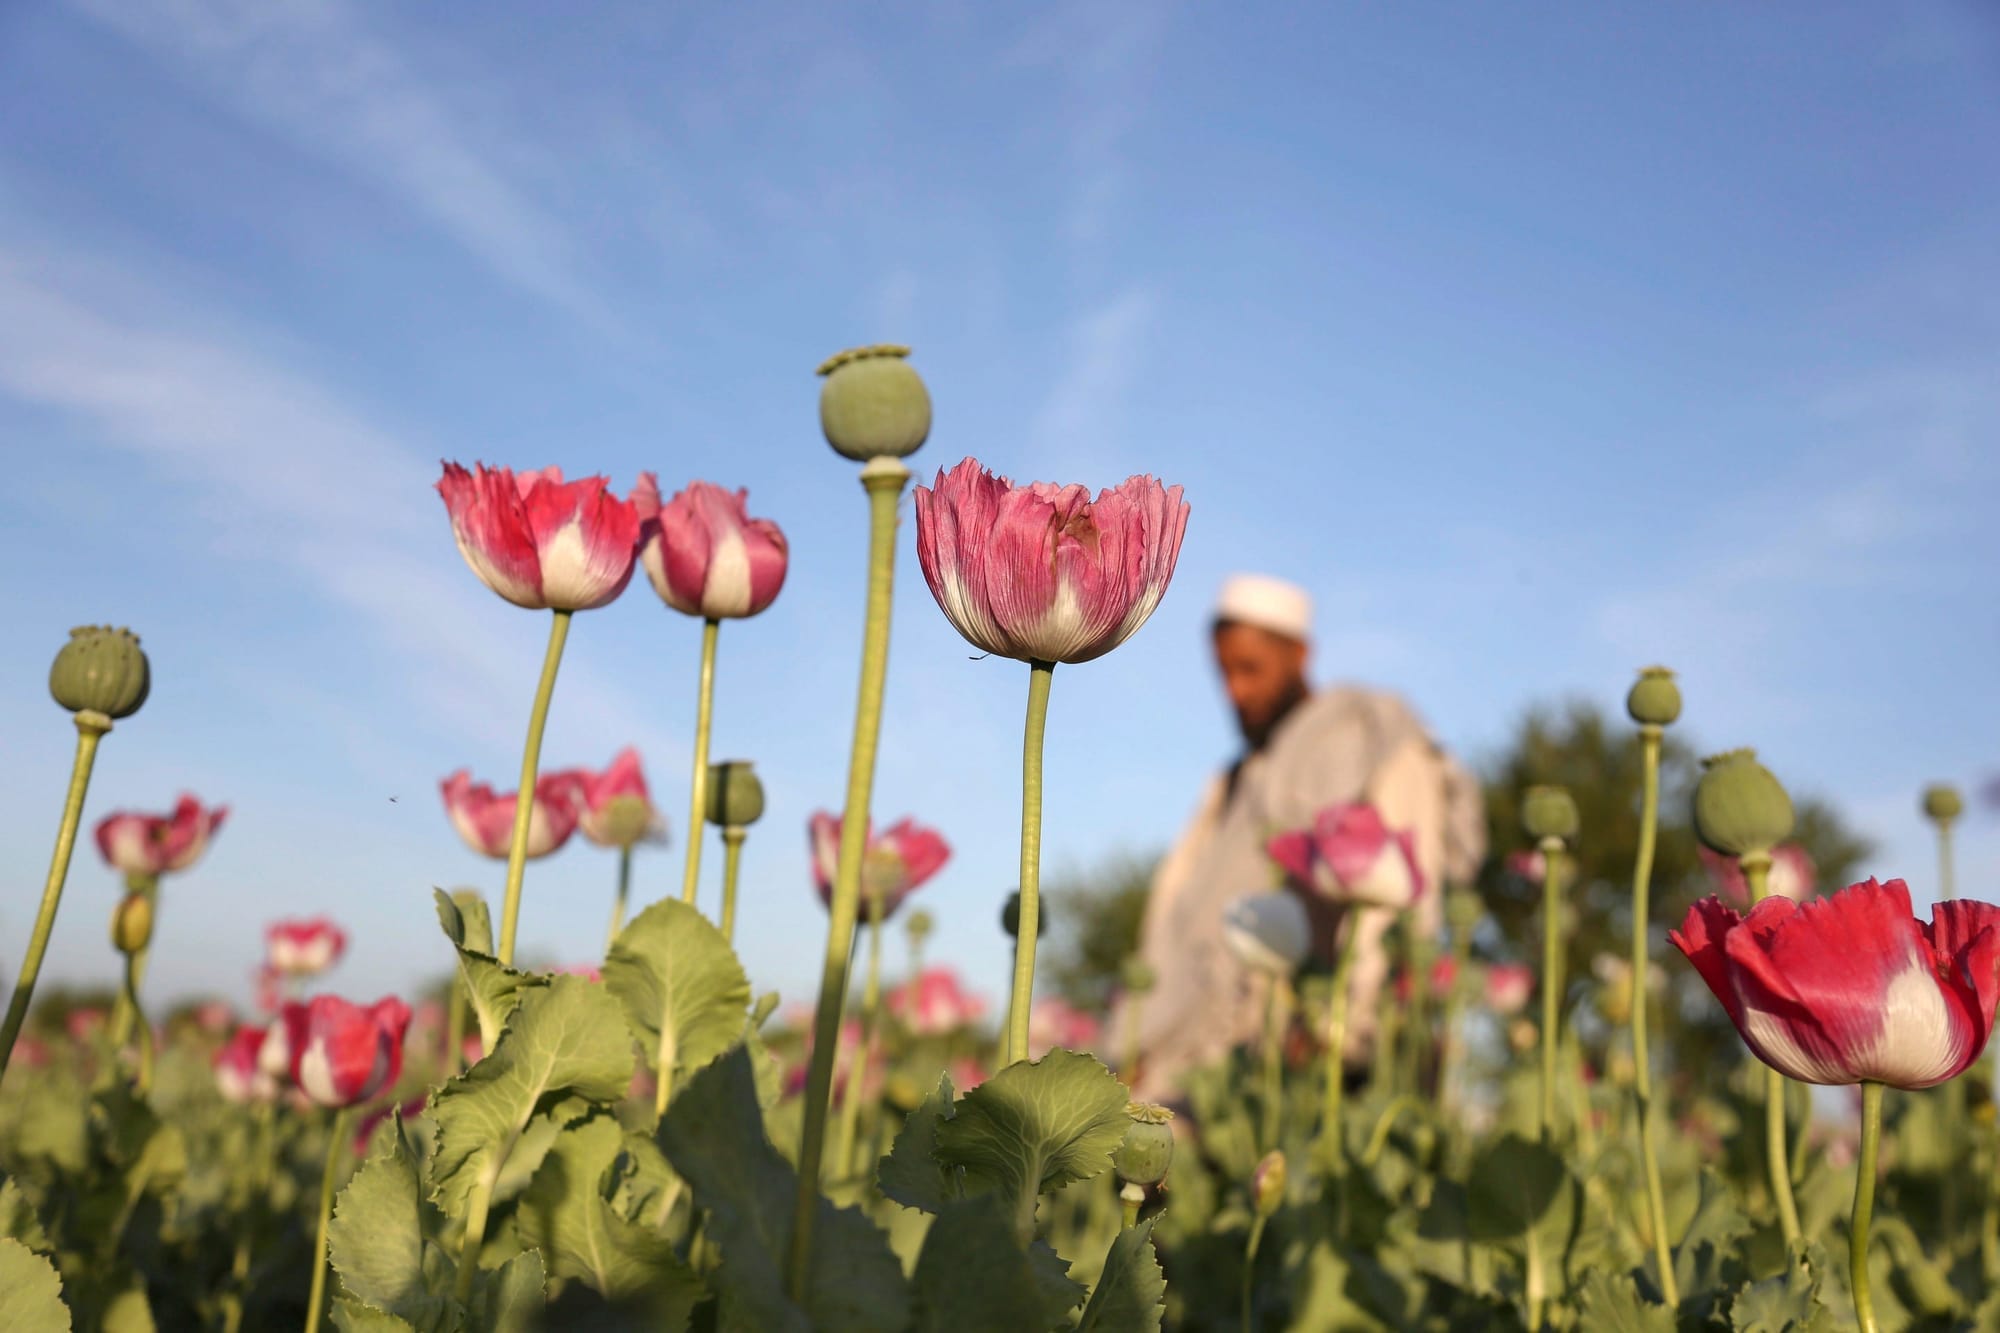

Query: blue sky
[[1, 0, 1995, 1017]]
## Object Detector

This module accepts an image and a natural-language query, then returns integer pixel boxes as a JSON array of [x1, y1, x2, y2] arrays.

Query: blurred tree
[[1044, 850, 1158, 1011], [1478, 698, 1872, 1082]]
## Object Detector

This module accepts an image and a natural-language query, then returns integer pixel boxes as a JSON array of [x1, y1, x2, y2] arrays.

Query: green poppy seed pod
[[49, 625, 150, 720], [817, 345, 932, 461], [111, 891, 153, 955], [1521, 786, 1579, 844], [1001, 890, 1046, 939], [1120, 956, 1155, 994], [1922, 784, 1964, 825], [1692, 748, 1795, 857], [1252, 1150, 1287, 1218], [1113, 1102, 1175, 1187], [705, 760, 766, 827], [905, 908, 935, 945], [1625, 666, 1681, 728]]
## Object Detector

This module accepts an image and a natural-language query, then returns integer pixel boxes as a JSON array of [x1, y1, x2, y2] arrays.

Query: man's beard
[[1237, 678, 1310, 752]]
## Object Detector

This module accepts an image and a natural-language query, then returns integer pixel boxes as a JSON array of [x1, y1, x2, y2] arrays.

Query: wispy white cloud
[[0, 238, 675, 761], [64, 0, 601, 320]]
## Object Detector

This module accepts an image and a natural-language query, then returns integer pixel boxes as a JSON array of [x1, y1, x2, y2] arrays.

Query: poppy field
[[2, 346, 1994, 1332]]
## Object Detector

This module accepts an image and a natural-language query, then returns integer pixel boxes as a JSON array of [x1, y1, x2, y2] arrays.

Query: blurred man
[[1125, 573, 1485, 1100]]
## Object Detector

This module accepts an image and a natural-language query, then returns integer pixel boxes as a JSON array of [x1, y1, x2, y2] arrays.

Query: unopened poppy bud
[[817, 344, 932, 461], [111, 892, 153, 955], [1521, 786, 1579, 844], [1001, 891, 1045, 939], [1251, 1150, 1287, 1217], [1120, 957, 1156, 994], [49, 625, 149, 721], [705, 760, 766, 827], [1625, 666, 1681, 728], [1114, 1102, 1175, 1186], [904, 908, 935, 946], [1692, 749, 1794, 857], [1922, 783, 1964, 825]]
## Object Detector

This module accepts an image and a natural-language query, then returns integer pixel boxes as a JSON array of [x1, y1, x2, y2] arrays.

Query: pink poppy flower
[[809, 812, 951, 919], [215, 1025, 278, 1104], [632, 476, 788, 620], [1268, 803, 1424, 910], [913, 458, 1189, 665], [270, 995, 414, 1108], [1484, 962, 1535, 1016], [1671, 878, 2000, 1088], [95, 794, 228, 878], [437, 462, 641, 612], [266, 918, 348, 978], [440, 769, 581, 860], [1028, 998, 1101, 1057], [888, 967, 987, 1036], [551, 748, 668, 850]]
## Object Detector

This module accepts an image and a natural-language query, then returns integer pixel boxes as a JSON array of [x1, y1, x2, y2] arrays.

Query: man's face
[[1213, 622, 1309, 747]]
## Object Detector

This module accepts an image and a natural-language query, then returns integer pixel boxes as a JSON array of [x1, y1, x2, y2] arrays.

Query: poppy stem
[[1240, 1213, 1268, 1333], [1004, 661, 1057, 1066], [1259, 976, 1284, 1154], [1851, 1081, 1883, 1333], [303, 1107, 353, 1333], [496, 609, 571, 966], [834, 887, 887, 1179], [1629, 726, 1679, 1304], [1538, 835, 1565, 1141], [606, 843, 633, 954], [1743, 853, 1803, 1248], [789, 455, 909, 1303], [719, 827, 746, 944], [122, 947, 154, 1095], [1319, 922, 1363, 1172], [0, 713, 109, 1084], [680, 618, 720, 907]]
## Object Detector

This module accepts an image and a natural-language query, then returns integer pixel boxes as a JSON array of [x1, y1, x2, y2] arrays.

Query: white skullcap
[[1214, 574, 1312, 643]]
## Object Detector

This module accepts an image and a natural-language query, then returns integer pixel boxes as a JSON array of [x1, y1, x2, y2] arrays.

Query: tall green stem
[[1319, 922, 1363, 1170], [497, 610, 571, 966], [0, 714, 108, 1083], [1850, 1081, 1883, 1333], [1629, 728, 1678, 1303], [606, 844, 633, 954], [719, 828, 746, 944], [1743, 854, 1802, 1248], [1241, 1214, 1268, 1333], [303, 1108, 353, 1333], [1937, 821, 1957, 902], [1259, 976, 1284, 1154], [834, 888, 886, 1179], [788, 456, 909, 1301], [1004, 661, 1056, 1066], [1539, 837, 1565, 1141], [122, 949, 154, 1094], [453, 1177, 496, 1304], [680, 618, 720, 907], [1936, 817, 1964, 1234], [109, 930, 151, 1051]]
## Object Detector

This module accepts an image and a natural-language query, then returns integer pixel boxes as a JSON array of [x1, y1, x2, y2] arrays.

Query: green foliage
[[910, 1194, 1082, 1332], [327, 1115, 454, 1328], [433, 890, 545, 1053], [932, 1051, 1131, 1245], [0, 1239, 71, 1332], [655, 1046, 910, 1333], [602, 898, 752, 1101], [879, 1074, 958, 1213], [1074, 1217, 1165, 1333]]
